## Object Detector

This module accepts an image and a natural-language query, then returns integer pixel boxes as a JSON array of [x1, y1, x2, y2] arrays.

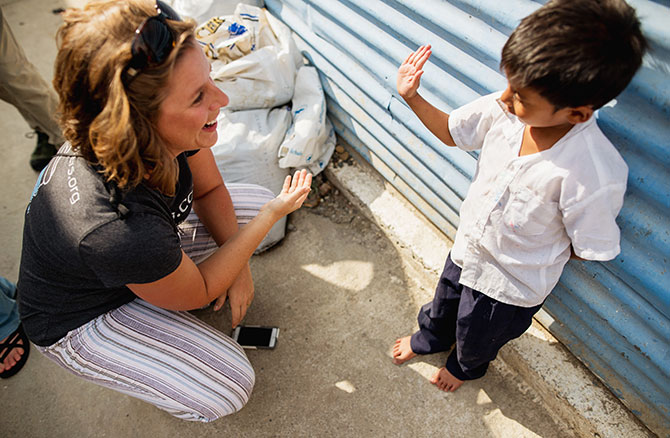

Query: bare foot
[[0, 334, 25, 373], [430, 367, 464, 392], [392, 336, 417, 365]]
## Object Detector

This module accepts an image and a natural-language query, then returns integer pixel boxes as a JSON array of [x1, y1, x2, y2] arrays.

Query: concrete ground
[[0, 0, 653, 437]]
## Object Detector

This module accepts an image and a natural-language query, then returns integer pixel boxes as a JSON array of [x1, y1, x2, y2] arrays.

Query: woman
[[17, 0, 311, 422]]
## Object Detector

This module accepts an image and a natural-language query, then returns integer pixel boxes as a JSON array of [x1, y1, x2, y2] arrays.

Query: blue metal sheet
[[265, 0, 670, 434]]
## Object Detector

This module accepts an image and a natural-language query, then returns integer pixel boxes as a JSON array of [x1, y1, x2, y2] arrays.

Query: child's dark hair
[[500, 0, 647, 110]]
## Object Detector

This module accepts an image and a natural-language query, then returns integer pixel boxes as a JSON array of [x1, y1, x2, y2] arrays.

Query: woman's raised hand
[[397, 44, 432, 100], [263, 169, 313, 219]]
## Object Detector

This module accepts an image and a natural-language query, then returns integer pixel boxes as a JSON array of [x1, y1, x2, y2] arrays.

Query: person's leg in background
[[0, 7, 64, 171], [0, 276, 30, 378]]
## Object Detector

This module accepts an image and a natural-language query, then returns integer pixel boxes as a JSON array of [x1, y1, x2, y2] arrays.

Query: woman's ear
[[567, 106, 594, 124]]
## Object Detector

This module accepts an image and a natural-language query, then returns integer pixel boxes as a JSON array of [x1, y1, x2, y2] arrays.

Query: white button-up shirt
[[448, 93, 627, 307]]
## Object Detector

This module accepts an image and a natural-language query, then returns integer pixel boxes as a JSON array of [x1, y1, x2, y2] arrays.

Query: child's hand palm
[[397, 45, 432, 99]]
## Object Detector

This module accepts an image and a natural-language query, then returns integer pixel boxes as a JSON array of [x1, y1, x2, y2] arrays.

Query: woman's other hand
[[397, 44, 431, 100], [214, 263, 254, 328]]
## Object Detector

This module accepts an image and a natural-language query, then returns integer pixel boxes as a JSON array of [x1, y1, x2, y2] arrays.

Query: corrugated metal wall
[[264, 0, 670, 435]]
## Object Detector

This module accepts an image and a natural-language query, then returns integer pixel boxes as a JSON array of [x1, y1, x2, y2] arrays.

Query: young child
[[391, 0, 647, 392]]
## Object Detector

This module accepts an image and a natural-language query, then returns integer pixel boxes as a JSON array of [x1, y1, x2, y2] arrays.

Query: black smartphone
[[231, 325, 279, 349]]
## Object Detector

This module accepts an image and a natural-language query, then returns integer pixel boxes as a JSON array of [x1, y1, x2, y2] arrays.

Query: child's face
[[499, 81, 573, 128]]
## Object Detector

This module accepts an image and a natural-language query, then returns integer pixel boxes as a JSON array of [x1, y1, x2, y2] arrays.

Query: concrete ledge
[[325, 154, 654, 438]]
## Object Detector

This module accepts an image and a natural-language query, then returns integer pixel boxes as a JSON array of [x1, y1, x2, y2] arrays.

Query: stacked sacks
[[184, 3, 335, 251]]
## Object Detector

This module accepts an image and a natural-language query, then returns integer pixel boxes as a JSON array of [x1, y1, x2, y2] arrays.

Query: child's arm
[[397, 45, 456, 147]]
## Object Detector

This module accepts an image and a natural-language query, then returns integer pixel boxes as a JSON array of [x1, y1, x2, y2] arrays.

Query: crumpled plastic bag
[[278, 66, 336, 175], [195, 4, 302, 111]]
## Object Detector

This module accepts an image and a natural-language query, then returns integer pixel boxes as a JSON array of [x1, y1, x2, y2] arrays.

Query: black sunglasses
[[125, 0, 182, 80]]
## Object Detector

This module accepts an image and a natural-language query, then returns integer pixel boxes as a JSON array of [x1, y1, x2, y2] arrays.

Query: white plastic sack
[[278, 66, 335, 175], [211, 107, 292, 252], [178, 3, 337, 250], [170, 0, 264, 25], [195, 4, 302, 111]]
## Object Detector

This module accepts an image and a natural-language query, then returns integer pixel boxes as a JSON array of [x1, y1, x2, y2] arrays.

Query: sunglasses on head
[[125, 0, 182, 81]]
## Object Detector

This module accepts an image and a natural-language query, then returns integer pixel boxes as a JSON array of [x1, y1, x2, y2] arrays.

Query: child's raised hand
[[262, 169, 313, 219], [397, 45, 432, 100]]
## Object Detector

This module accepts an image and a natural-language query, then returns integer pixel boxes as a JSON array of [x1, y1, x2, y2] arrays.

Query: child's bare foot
[[392, 336, 417, 364], [430, 367, 464, 392]]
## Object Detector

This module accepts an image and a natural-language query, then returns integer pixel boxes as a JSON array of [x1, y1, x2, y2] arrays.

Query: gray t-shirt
[[18, 145, 195, 346]]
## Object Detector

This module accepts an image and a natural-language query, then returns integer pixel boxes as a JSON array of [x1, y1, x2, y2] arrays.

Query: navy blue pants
[[410, 253, 543, 381]]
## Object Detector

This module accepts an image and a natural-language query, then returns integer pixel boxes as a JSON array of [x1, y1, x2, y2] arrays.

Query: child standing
[[391, 0, 647, 392]]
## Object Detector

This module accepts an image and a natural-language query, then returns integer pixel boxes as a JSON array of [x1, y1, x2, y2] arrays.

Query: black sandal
[[0, 323, 30, 379]]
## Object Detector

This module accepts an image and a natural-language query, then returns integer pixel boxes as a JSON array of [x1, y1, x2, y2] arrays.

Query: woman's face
[[156, 45, 229, 157]]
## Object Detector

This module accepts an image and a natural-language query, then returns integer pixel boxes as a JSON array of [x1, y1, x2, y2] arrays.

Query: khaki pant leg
[[0, 8, 63, 145]]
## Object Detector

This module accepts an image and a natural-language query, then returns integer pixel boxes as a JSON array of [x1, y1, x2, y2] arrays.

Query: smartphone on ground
[[232, 325, 279, 349]]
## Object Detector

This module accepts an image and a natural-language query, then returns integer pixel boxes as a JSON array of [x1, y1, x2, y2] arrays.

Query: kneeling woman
[[17, 0, 311, 422]]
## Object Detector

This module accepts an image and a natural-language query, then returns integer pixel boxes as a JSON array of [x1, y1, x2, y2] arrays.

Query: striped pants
[[37, 183, 275, 422]]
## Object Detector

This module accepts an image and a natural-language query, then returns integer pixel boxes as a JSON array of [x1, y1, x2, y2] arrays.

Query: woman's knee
[[232, 364, 256, 409], [207, 355, 256, 421], [171, 365, 255, 422]]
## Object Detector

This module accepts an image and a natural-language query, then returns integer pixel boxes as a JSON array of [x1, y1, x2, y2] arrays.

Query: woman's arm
[[187, 149, 255, 325], [127, 169, 312, 315], [189, 148, 238, 246]]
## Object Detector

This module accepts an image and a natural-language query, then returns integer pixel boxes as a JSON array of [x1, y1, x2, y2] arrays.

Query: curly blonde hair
[[53, 0, 197, 195]]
